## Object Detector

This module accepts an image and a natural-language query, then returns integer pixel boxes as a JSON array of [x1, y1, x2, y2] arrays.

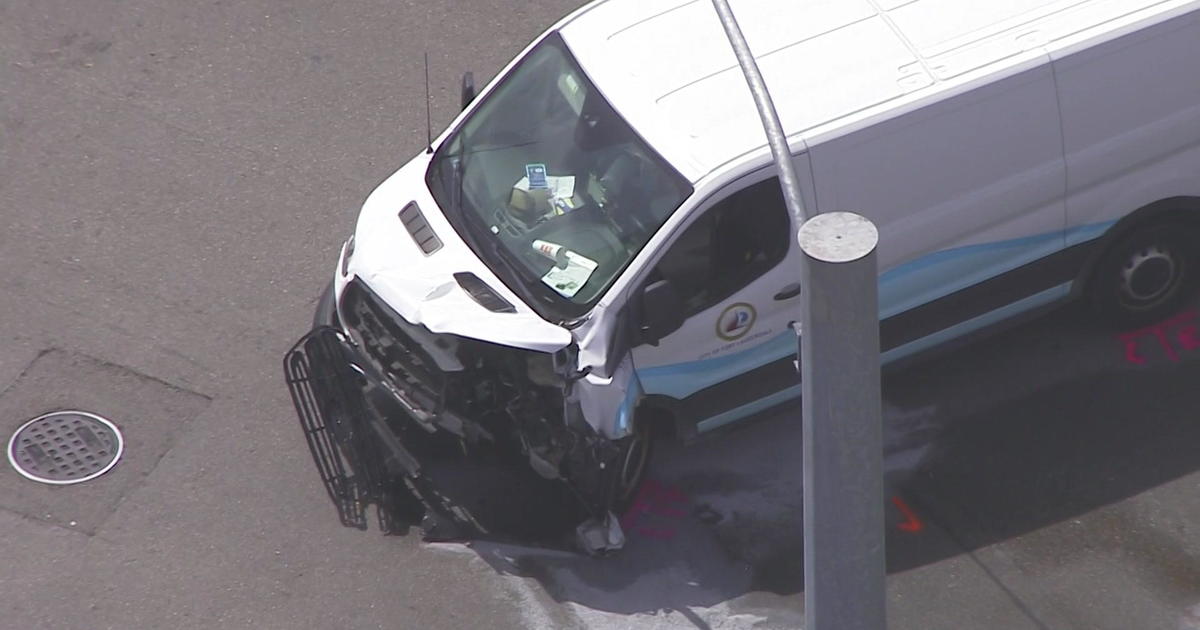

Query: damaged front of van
[[283, 21, 692, 553]]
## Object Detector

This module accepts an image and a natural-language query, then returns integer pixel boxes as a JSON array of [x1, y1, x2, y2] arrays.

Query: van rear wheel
[[1087, 221, 1199, 327]]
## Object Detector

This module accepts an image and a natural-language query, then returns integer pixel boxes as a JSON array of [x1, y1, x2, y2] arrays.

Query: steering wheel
[[594, 153, 656, 242]]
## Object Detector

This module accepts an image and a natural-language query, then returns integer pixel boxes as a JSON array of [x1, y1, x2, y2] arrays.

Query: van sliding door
[[809, 57, 1070, 361]]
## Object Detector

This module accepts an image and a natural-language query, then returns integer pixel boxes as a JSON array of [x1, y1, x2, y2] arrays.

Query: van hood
[[342, 157, 573, 354]]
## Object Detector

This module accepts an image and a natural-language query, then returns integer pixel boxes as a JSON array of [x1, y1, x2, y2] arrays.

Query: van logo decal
[[716, 303, 757, 341]]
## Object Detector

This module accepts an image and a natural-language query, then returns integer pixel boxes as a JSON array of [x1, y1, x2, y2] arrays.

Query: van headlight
[[340, 234, 356, 276]]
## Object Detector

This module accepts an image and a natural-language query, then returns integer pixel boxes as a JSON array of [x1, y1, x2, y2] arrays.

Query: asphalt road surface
[[3, 2, 1199, 629]]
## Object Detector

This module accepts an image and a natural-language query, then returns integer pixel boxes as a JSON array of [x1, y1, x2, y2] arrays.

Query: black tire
[[611, 420, 654, 512], [1087, 221, 1200, 328], [313, 279, 337, 328]]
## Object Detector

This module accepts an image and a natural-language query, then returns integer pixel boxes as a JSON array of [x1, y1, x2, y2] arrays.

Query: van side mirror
[[460, 72, 476, 111], [639, 279, 684, 346]]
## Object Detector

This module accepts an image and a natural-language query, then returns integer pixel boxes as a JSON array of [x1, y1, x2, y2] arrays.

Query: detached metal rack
[[285, 327, 391, 532]]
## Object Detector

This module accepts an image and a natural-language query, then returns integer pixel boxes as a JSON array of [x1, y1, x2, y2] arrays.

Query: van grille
[[340, 279, 445, 411]]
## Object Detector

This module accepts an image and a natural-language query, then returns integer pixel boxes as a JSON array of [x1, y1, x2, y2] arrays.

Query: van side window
[[654, 178, 790, 316]]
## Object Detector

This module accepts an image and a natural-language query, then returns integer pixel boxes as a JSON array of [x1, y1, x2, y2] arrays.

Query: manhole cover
[[7, 411, 124, 485]]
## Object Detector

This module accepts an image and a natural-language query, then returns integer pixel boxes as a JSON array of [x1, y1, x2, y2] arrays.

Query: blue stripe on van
[[614, 373, 642, 437], [635, 222, 1113, 402], [694, 282, 1071, 432], [1066, 220, 1116, 247], [637, 330, 794, 400], [697, 383, 803, 433], [879, 231, 1065, 319], [880, 282, 1070, 364]]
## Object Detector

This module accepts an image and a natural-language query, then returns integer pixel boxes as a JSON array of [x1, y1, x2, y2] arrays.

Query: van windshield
[[427, 33, 691, 322]]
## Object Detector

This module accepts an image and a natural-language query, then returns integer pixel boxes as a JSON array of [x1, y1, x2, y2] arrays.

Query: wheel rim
[[1118, 244, 1179, 307]]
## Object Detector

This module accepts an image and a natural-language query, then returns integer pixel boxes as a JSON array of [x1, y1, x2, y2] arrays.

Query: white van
[[285, 0, 1200, 548]]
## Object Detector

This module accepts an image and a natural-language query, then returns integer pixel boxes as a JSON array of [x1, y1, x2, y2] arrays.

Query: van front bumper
[[282, 286, 619, 549]]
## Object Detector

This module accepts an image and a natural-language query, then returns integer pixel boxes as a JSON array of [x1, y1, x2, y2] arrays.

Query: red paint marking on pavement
[[619, 484, 654, 532], [1179, 323, 1200, 351], [634, 526, 676, 540], [1120, 333, 1147, 364], [620, 479, 689, 540], [1117, 309, 1198, 365], [892, 496, 924, 533]]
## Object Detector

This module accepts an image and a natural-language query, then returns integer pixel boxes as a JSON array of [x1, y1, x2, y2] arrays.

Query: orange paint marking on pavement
[[892, 496, 924, 533]]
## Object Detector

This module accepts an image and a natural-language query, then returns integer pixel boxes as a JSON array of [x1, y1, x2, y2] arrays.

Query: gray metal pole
[[709, 0, 809, 225], [710, 3, 886, 629], [799, 212, 885, 630]]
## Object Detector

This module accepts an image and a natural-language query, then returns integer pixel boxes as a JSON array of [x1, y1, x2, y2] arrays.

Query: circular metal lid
[[797, 211, 879, 263], [7, 411, 124, 485]]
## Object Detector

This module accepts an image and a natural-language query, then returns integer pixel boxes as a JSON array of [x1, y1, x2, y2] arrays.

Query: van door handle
[[773, 283, 802, 301]]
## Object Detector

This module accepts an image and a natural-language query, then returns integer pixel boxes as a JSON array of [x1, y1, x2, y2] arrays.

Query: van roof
[[560, 0, 1195, 182]]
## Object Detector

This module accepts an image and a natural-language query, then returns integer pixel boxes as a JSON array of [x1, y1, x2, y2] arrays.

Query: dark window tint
[[654, 178, 790, 316]]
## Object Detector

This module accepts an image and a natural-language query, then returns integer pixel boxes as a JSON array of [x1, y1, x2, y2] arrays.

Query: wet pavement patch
[[0, 350, 209, 534], [7, 410, 123, 484]]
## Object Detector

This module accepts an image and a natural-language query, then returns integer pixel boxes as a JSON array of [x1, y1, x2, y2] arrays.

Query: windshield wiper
[[443, 171, 540, 307], [437, 153, 465, 219], [462, 213, 523, 289], [452, 159, 466, 229], [434, 140, 561, 319], [460, 139, 541, 156]]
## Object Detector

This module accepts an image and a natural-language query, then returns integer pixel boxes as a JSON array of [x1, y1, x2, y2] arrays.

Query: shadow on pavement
[[453, 301, 1200, 616], [901, 358, 1200, 581]]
